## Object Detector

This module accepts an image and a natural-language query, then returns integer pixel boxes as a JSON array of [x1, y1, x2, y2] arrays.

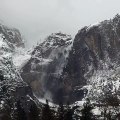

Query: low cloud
[[0, 0, 120, 48]]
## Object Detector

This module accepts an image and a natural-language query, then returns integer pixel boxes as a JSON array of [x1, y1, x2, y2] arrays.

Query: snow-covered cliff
[[21, 32, 73, 101], [0, 23, 40, 119], [21, 14, 120, 104]]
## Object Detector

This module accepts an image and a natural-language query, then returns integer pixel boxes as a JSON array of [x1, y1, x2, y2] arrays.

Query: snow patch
[[13, 53, 31, 69], [86, 22, 100, 31]]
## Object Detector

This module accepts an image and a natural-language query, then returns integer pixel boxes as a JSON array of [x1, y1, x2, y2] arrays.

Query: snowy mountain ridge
[[21, 14, 120, 104], [0, 23, 41, 119], [21, 32, 73, 102], [1, 14, 120, 106]]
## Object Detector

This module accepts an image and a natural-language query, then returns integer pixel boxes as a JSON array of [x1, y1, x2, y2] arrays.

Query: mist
[[0, 0, 120, 48]]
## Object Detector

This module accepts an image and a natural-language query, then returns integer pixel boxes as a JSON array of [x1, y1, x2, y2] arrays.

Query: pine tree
[[0, 101, 12, 120], [0, 112, 11, 120], [80, 98, 94, 120], [29, 103, 40, 120], [72, 105, 81, 120], [64, 102, 73, 120], [41, 100, 56, 120], [106, 111, 112, 120], [64, 109, 73, 120], [16, 100, 27, 120], [0, 74, 4, 81], [57, 102, 65, 120]]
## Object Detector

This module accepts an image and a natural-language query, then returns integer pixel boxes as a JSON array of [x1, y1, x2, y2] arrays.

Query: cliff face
[[60, 14, 120, 103], [21, 33, 73, 101], [0, 23, 40, 119], [21, 14, 120, 104]]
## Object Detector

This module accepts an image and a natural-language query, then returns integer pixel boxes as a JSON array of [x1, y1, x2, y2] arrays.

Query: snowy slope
[[12, 47, 31, 70]]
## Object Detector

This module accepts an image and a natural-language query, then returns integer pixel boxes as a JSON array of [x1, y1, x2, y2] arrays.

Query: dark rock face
[[59, 14, 120, 103], [21, 14, 120, 104]]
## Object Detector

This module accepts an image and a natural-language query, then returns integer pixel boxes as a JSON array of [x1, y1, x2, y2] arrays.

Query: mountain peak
[[42, 32, 72, 48]]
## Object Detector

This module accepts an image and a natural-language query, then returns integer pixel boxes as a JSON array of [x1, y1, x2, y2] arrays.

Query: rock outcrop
[[59, 14, 120, 103], [0, 24, 40, 119], [21, 14, 120, 104], [21, 32, 73, 101]]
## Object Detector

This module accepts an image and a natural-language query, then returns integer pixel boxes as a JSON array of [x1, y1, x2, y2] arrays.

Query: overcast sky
[[0, 0, 120, 47]]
